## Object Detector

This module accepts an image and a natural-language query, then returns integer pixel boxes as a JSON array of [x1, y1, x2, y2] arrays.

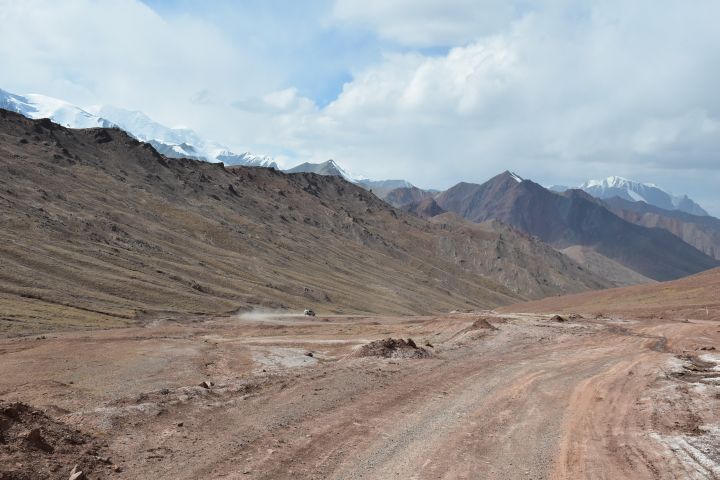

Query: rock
[[25, 427, 53, 452], [700, 346, 716, 351], [199, 381, 213, 389], [551, 315, 567, 323], [305, 352, 314, 357], [2, 404, 22, 421], [69, 465, 86, 480]]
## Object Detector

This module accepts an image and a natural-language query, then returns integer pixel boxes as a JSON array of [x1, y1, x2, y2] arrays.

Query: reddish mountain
[[604, 197, 720, 260], [402, 197, 446, 218], [383, 186, 434, 208], [434, 172, 719, 281]]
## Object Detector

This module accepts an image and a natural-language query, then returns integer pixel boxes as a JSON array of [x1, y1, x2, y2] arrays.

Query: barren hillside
[[0, 110, 609, 335]]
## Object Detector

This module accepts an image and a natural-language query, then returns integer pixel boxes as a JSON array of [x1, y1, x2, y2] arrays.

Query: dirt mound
[[469, 317, 498, 330], [353, 338, 431, 359], [0, 401, 112, 479]]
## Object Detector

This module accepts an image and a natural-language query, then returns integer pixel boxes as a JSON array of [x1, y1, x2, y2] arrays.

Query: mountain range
[[551, 176, 708, 216], [387, 172, 719, 283], [284, 159, 416, 197], [1, 107, 718, 329], [0, 88, 420, 192], [0, 88, 277, 168], [4, 87, 709, 219], [0, 109, 620, 330], [1, 86, 717, 293]]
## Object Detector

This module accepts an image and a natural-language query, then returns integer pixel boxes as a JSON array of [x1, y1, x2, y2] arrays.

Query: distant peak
[[581, 175, 654, 189], [579, 175, 709, 216], [491, 170, 524, 184], [508, 171, 523, 183]]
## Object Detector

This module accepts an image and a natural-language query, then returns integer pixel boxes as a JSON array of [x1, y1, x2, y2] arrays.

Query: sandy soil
[[1, 311, 719, 479]]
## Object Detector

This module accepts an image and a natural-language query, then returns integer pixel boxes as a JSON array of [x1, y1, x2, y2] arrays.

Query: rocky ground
[[1, 309, 718, 479]]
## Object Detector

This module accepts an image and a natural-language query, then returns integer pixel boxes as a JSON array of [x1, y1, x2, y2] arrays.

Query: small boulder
[[551, 315, 567, 323], [25, 427, 53, 452], [199, 381, 213, 389]]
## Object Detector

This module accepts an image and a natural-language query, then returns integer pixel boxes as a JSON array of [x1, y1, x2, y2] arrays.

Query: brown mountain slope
[[434, 172, 719, 281], [0, 110, 610, 334], [383, 186, 433, 207], [604, 197, 720, 260], [428, 215, 610, 298], [402, 197, 446, 218], [560, 246, 655, 287], [502, 267, 720, 321]]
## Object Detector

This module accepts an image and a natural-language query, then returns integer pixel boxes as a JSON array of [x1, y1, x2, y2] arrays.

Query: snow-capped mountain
[[0, 88, 277, 168], [285, 159, 359, 182], [86, 104, 206, 147], [580, 176, 708, 216], [356, 178, 414, 193], [0, 88, 118, 129], [284, 160, 417, 196], [89, 104, 278, 168], [218, 152, 279, 168]]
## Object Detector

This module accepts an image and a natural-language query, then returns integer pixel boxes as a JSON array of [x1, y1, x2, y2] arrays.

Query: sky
[[1, 0, 719, 214]]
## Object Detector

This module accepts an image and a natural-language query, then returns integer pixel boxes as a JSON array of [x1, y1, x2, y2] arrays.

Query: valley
[[4, 2, 720, 479], [1, 112, 719, 479]]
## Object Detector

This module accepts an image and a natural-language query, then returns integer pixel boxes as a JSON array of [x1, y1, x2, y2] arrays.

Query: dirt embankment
[[0, 401, 115, 479]]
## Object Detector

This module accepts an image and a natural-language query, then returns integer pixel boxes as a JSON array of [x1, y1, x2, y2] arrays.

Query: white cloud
[[0, 0, 276, 132], [276, 1, 720, 203], [331, 0, 519, 46], [261, 88, 317, 113]]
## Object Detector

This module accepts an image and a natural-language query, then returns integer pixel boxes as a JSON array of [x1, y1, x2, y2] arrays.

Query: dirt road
[[1, 312, 718, 479]]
